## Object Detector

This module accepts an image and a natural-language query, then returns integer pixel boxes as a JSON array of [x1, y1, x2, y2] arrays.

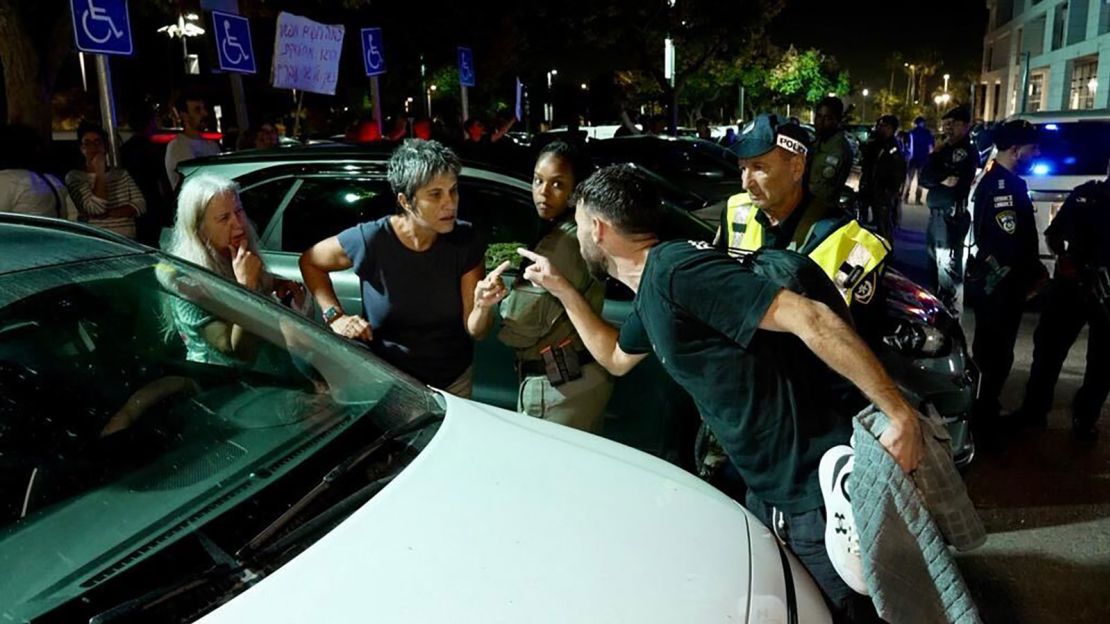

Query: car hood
[[200, 395, 770, 623]]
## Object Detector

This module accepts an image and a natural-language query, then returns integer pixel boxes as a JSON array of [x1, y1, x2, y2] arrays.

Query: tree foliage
[[767, 47, 845, 107]]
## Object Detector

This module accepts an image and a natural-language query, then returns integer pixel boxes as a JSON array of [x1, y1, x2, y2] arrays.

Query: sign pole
[[371, 75, 383, 136], [461, 86, 469, 122], [293, 90, 305, 138], [230, 74, 250, 135], [93, 54, 121, 167]]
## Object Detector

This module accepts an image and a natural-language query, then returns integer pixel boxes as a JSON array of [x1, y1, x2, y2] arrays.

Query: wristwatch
[[322, 306, 344, 325]]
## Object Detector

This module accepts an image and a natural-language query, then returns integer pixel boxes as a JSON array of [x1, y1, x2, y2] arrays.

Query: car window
[[458, 180, 539, 272], [280, 177, 395, 253], [0, 255, 440, 621], [240, 177, 296, 235], [1030, 121, 1110, 177]]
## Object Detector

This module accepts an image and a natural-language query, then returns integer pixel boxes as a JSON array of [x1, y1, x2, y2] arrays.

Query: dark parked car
[[589, 136, 745, 203]]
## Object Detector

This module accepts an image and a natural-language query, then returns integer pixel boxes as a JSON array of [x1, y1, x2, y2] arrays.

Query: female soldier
[[499, 142, 613, 431], [299, 139, 506, 398]]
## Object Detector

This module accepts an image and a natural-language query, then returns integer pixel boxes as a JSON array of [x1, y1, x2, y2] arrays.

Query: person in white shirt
[[66, 122, 146, 239], [0, 123, 78, 220], [165, 91, 220, 190]]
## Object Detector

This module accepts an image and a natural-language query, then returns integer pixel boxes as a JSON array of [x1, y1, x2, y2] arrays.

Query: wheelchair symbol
[[460, 57, 474, 84], [366, 38, 383, 71], [221, 19, 250, 65], [81, 0, 124, 44]]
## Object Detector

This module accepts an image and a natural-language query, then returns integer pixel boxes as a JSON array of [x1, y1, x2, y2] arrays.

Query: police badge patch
[[953, 148, 968, 163], [853, 272, 878, 305], [996, 210, 1017, 234]]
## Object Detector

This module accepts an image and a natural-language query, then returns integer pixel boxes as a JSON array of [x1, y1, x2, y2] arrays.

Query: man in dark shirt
[[966, 120, 1047, 436], [903, 116, 934, 205], [920, 106, 978, 311], [859, 115, 907, 241], [519, 165, 923, 619], [1018, 165, 1110, 441]]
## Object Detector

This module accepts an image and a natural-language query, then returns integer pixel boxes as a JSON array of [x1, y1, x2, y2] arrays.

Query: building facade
[[979, 0, 1110, 120]]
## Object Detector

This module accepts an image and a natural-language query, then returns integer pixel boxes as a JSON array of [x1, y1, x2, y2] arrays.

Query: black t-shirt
[[618, 241, 863, 512], [337, 217, 485, 387]]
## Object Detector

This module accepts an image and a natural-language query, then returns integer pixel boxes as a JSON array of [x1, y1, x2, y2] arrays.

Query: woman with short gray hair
[[299, 139, 506, 397]]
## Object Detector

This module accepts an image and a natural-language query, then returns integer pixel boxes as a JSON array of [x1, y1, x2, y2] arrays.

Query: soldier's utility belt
[[518, 340, 594, 385]]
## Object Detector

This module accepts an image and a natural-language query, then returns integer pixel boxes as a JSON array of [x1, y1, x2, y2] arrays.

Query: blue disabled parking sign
[[212, 10, 256, 74], [458, 47, 475, 87], [361, 28, 386, 77], [70, 0, 133, 56]]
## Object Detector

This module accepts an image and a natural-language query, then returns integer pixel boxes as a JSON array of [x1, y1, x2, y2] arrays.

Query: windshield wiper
[[237, 411, 442, 559], [88, 532, 257, 624]]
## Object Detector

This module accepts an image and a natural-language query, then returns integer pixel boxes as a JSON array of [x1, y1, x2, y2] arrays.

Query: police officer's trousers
[[926, 207, 971, 309], [1022, 281, 1110, 427], [517, 362, 614, 433], [972, 278, 1026, 421]]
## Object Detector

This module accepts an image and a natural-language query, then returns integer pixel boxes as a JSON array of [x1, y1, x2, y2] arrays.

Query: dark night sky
[[768, 0, 990, 90]]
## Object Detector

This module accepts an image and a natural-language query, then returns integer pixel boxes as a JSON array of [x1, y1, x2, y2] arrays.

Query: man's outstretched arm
[[518, 248, 647, 376], [761, 289, 924, 473]]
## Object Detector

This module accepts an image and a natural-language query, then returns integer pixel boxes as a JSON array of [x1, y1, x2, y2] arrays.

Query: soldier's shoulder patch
[[853, 272, 878, 305], [996, 210, 1017, 234]]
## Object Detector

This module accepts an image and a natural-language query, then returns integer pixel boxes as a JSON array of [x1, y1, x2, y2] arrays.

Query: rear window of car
[[1030, 121, 1110, 177]]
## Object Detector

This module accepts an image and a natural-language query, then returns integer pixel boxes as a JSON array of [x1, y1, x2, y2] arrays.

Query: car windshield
[[0, 253, 442, 621], [1028, 121, 1110, 177]]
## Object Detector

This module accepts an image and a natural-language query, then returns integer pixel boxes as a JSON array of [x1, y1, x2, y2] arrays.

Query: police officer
[[1017, 163, 1110, 441], [716, 113, 890, 321], [859, 115, 907, 242], [708, 113, 890, 497], [498, 141, 614, 432], [966, 120, 1047, 434], [809, 96, 855, 207], [920, 106, 977, 311]]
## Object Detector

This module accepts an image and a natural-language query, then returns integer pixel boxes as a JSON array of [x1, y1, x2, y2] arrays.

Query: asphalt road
[[893, 200, 1110, 624]]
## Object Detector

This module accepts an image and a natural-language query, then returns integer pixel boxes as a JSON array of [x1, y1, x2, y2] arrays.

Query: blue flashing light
[[1031, 162, 1052, 176], [1044, 123, 1060, 131], [1064, 156, 1077, 165]]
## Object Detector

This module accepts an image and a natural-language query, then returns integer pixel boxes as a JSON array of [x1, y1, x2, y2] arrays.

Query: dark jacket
[[969, 161, 1045, 291], [919, 135, 976, 211], [860, 136, 907, 207]]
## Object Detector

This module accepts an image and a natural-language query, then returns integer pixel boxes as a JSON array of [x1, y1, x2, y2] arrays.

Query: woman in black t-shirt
[[299, 140, 507, 397]]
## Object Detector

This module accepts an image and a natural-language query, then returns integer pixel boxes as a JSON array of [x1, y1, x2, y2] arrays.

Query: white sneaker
[[818, 445, 869, 595]]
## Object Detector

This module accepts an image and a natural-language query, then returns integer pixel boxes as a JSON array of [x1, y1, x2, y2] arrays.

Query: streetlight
[[861, 88, 870, 124], [580, 83, 588, 91], [943, 73, 951, 93], [546, 69, 558, 124], [157, 12, 206, 75], [427, 85, 437, 118]]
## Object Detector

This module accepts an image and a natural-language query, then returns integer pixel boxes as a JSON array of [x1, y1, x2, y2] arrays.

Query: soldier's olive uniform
[[807, 129, 854, 207], [499, 216, 613, 432]]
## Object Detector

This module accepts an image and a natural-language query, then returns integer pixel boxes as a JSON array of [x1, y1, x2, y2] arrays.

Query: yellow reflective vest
[[721, 192, 891, 304]]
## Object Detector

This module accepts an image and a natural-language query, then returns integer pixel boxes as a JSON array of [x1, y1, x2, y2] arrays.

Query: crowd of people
[[3, 86, 1108, 622]]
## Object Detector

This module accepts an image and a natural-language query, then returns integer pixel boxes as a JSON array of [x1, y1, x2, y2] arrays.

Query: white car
[[0, 215, 831, 623]]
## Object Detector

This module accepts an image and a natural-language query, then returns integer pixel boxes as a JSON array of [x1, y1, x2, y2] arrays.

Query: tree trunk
[[0, 0, 51, 138]]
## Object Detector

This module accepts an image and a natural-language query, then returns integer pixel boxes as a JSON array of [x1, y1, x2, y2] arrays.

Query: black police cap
[[734, 114, 811, 159], [993, 120, 1039, 150], [942, 106, 971, 123]]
